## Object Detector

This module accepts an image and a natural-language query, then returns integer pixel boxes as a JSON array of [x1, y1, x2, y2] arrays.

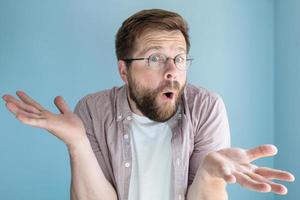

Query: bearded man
[[3, 9, 294, 200]]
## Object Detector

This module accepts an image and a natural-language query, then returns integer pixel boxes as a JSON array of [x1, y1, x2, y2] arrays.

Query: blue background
[[0, 0, 299, 199]]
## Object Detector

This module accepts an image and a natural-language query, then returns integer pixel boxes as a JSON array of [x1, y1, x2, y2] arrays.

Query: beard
[[127, 73, 185, 122]]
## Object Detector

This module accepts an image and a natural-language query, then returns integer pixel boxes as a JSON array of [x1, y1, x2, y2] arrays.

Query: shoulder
[[80, 87, 119, 102], [184, 83, 223, 109], [183, 83, 228, 131], [74, 86, 124, 116], [183, 84, 230, 145]]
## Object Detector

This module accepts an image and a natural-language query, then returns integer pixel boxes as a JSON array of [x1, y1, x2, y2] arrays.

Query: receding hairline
[[115, 9, 190, 60], [132, 30, 187, 57]]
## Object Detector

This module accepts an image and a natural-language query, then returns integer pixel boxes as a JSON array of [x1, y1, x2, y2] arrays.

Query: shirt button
[[125, 162, 131, 168], [177, 158, 180, 166], [123, 134, 129, 139], [118, 115, 122, 120], [126, 116, 132, 121], [178, 195, 182, 200]]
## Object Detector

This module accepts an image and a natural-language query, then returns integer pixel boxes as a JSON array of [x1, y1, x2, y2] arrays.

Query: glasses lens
[[149, 53, 166, 69], [147, 53, 192, 70], [175, 54, 190, 70]]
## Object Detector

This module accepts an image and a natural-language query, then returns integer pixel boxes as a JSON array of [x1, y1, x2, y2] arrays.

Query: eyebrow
[[139, 46, 162, 56], [139, 46, 186, 56]]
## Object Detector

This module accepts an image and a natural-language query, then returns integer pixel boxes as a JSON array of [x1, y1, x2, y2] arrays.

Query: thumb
[[54, 96, 70, 114], [246, 144, 278, 162]]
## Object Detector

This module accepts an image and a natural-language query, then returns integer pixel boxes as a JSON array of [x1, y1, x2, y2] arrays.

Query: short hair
[[115, 9, 190, 61]]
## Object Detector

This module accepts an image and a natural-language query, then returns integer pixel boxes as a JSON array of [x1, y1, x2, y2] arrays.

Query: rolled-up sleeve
[[188, 94, 231, 185], [74, 98, 114, 185]]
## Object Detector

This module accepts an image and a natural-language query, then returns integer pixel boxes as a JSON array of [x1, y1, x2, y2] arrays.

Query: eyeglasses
[[122, 53, 193, 71]]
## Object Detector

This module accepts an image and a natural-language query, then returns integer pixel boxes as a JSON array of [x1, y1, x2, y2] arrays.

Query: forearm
[[186, 170, 228, 200], [68, 138, 117, 200]]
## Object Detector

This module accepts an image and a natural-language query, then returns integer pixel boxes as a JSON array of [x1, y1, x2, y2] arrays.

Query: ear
[[118, 60, 129, 84]]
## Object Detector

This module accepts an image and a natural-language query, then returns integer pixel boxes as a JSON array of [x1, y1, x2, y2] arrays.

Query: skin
[[2, 92, 117, 200], [118, 30, 187, 119], [2, 30, 295, 199], [119, 30, 295, 199]]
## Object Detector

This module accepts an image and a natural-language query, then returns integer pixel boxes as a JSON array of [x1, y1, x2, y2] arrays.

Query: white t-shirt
[[128, 113, 174, 200]]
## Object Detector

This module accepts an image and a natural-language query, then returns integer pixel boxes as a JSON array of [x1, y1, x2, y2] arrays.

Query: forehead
[[133, 30, 187, 56]]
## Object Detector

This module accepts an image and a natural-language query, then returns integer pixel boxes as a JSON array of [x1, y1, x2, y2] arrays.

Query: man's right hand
[[2, 91, 87, 148], [3, 91, 118, 200]]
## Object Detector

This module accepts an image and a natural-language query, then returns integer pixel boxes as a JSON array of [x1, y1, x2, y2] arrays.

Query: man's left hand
[[200, 144, 295, 195]]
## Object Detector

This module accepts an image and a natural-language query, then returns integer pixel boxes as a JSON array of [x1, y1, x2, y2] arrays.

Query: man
[[2, 9, 294, 200]]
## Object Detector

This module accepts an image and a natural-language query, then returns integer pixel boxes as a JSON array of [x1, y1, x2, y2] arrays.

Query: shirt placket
[[171, 113, 187, 200], [120, 113, 133, 200]]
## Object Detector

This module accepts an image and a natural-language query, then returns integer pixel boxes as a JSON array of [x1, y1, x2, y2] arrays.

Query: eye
[[149, 54, 165, 62], [175, 54, 186, 63]]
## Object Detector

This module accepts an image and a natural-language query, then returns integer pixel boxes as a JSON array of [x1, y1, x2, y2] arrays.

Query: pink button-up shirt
[[74, 83, 230, 200]]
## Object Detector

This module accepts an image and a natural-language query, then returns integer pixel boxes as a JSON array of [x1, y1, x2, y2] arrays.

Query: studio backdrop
[[0, 0, 299, 200]]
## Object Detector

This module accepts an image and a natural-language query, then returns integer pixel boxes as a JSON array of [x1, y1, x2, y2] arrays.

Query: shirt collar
[[116, 85, 132, 122]]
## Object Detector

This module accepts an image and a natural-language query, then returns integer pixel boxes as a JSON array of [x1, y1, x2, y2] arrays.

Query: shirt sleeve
[[188, 94, 231, 186], [74, 98, 100, 152], [73, 97, 115, 186]]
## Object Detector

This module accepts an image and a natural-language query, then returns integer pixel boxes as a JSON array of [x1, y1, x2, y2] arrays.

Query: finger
[[246, 144, 278, 162], [6, 102, 44, 119], [255, 167, 295, 182], [233, 171, 271, 192], [221, 166, 236, 183], [16, 91, 45, 111], [203, 151, 237, 183], [16, 113, 47, 129], [54, 96, 70, 114], [3, 95, 42, 114], [245, 172, 288, 195]]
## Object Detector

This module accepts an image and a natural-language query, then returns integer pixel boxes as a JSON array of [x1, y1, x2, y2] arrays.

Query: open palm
[[202, 145, 295, 195], [2, 91, 86, 147]]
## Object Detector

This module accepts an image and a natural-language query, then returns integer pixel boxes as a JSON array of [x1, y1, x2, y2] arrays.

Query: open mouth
[[163, 92, 174, 99]]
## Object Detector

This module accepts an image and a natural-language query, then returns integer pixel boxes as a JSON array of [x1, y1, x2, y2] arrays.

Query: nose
[[164, 58, 178, 80]]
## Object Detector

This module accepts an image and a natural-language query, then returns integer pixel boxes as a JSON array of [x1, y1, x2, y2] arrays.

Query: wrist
[[187, 167, 227, 200], [199, 153, 228, 184], [187, 169, 227, 200], [67, 136, 91, 156], [197, 167, 226, 186]]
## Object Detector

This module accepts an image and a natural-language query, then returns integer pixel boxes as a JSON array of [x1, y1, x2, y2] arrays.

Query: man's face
[[125, 30, 187, 122]]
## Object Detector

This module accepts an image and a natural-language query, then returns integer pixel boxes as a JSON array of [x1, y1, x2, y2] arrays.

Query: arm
[[187, 94, 294, 199], [187, 145, 295, 200], [68, 137, 117, 200], [2, 91, 117, 200], [187, 168, 227, 200], [187, 94, 231, 199]]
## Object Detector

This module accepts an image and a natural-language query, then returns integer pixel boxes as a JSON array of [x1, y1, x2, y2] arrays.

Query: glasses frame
[[122, 53, 193, 71]]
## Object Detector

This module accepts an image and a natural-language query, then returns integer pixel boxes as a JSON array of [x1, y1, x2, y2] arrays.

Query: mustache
[[158, 80, 181, 92]]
